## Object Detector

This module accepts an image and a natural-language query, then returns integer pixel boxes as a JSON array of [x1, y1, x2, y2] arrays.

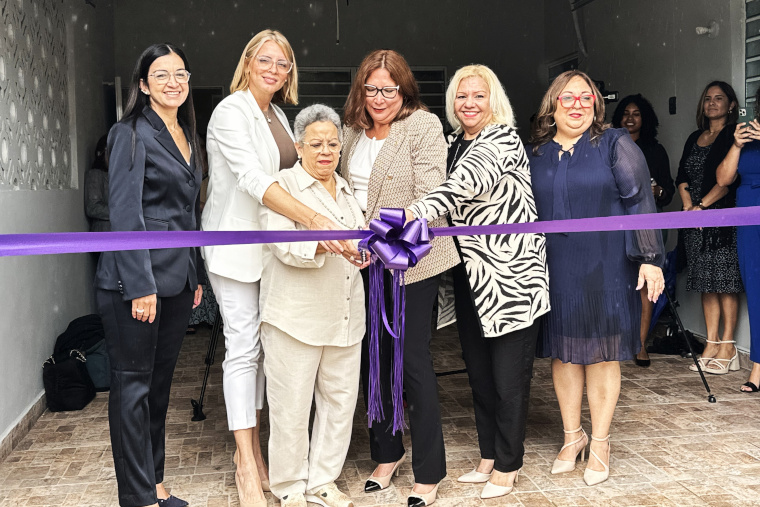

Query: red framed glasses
[[557, 94, 596, 108]]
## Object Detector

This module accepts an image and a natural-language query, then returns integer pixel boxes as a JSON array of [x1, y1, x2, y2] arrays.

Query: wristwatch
[[697, 201, 707, 210]]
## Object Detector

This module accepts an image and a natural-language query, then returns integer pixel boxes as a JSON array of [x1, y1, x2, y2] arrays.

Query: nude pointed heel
[[364, 453, 406, 492], [583, 434, 610, 486], [551, 426, 588, 474], [480, 469, 519, 499], [233, 449, 270, 492], [407, 483, 439, 507]]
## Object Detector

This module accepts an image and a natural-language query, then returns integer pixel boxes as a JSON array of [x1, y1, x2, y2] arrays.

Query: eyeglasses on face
[[304, 141, 341, 153], [255, 55, 294, 73], [557, 94, 595, 108], [364, 84, 400, 99], [149, 70, 191, 84]]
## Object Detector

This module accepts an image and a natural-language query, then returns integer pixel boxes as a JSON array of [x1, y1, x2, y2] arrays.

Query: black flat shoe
[[634, 357, 651, 367], [158, 495, 189, 507], [741, 381, 759, 392]]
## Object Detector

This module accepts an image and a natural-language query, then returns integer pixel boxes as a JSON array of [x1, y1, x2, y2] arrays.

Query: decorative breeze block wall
[[0, 0, 70, 190]]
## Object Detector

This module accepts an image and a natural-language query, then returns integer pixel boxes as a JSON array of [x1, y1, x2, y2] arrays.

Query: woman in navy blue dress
[[528, 71, 664, 486], [717, 102, 760, 393]]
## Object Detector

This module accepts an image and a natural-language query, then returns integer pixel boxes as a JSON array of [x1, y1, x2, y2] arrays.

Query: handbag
[[42, 349, 96, 412]]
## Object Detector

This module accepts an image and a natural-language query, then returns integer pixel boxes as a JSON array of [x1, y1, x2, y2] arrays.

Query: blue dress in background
[[528, 129, 664, 365], [737, 141, 760, 363]]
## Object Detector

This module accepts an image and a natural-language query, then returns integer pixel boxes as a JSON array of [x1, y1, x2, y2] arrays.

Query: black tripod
[[663, 288, 716, 403], [190, 304, 223, 421]]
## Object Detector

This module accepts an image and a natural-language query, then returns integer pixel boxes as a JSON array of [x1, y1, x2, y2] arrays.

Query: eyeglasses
[[255, 56, 294, 73], [149, 70, 191, 84], [304, 141, 341, 153], [557, 94, 595, 108], [364, 84, 400, 99]]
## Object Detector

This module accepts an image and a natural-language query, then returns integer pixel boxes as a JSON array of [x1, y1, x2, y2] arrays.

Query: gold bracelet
[[307, 211, 319, 228]]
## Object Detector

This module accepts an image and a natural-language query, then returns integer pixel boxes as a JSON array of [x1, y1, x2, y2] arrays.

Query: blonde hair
[[229, 29, 298, 105], [446, 65, 515, 132], [529, 70, 607, 154]]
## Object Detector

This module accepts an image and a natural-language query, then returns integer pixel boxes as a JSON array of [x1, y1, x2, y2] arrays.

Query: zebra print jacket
[[409, 123, 550, 337]]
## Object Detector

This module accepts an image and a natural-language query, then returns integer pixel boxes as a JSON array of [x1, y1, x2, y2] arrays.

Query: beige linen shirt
[[259, 162, 366, 347]]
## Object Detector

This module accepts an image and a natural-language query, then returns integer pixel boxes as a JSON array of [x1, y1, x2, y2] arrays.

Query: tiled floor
[[2, 324, 760, 506]]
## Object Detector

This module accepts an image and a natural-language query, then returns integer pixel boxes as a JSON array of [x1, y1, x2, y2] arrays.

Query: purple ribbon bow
[[359, 208, 433, 434]]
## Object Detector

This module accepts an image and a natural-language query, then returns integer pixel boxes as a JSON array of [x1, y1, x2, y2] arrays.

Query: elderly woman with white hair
[[407, 65, 550, 500], [259, 104, 365, 507]]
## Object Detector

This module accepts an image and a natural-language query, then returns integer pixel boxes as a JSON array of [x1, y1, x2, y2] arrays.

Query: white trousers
[[261, 323, 361, 498], [207, 272, 266, 430]]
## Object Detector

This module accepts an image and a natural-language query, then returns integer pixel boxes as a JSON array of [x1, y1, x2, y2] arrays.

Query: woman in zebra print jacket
[[408, 64, 550, 501]]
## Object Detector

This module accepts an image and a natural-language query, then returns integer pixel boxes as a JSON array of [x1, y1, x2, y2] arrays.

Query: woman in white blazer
[[201, 29, 356, 507]]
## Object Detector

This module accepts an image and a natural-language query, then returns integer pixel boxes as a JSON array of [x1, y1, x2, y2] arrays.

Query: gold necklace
[[263, 108, 272, 124]]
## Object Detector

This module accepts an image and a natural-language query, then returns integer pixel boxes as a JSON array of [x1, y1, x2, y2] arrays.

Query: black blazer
[[95, 106, 204, 301]]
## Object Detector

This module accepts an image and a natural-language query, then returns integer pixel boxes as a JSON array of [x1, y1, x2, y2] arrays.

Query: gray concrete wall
[[0, 1, 115, 442], [113, 0, 546, 134], [545, 0, 751, 351]]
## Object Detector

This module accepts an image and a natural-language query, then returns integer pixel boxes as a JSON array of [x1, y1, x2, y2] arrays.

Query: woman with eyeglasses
[[95, 43, 204, 507], [340, 49, 459, 507], [528, 70, 664, 486], [202, 29, 357, 507], [260, 104, 365, 507]]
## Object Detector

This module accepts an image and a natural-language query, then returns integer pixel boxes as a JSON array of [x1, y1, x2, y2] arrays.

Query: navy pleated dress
[[528, 128, 664, 365]]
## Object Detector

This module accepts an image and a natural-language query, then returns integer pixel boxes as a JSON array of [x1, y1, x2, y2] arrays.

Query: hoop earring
[[549, 121, 556, 127]]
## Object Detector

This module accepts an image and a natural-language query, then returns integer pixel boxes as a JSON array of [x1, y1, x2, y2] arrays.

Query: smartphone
[[738, 105, 756, 129]]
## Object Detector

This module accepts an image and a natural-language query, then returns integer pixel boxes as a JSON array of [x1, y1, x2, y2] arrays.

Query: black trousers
[[453, 263, 539, 473], [360, 270, 446, 484], [97, 288, 194, 507]]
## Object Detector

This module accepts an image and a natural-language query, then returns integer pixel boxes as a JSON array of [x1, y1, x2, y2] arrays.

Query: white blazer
[[201, 89, 295, 283]]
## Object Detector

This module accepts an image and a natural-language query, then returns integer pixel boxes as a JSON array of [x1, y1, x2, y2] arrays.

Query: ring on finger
[[136, 309, 145, 313]]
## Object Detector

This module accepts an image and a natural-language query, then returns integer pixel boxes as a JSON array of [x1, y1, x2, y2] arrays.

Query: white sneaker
[[305, 483, 354, 507]]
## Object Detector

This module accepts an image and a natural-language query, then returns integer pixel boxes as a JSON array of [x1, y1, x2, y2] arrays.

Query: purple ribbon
[[2, 206, 759, 257], [1, 206, 759, 429], [358, 208, 433, 434], [2, 207, 759, 257]]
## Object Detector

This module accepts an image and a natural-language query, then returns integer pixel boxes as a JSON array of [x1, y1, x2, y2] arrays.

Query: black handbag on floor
[[42, 314, 106, 411], [42, 349, 96, 412]]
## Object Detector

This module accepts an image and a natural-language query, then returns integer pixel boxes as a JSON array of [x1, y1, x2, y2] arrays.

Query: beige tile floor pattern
[[2, 324, 760, 506]]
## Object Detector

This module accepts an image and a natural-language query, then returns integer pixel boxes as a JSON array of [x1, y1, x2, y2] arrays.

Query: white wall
[[545, 0, 751, 351], [0, 1, 114, 442]]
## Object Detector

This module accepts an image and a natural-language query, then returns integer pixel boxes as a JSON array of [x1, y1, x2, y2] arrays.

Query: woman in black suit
[[95, 43, 204, 507]]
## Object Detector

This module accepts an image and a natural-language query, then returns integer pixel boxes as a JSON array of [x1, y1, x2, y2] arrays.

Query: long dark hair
[[122, 43, 204, 172], [611, 94, 659, 143], [695, 80, 738, 131], [343, 49, 427, 129]]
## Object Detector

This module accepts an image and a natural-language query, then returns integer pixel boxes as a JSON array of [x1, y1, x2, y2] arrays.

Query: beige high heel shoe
[[551, 426, 588, 474], [234, 469, 268, 507], [703, 341, 740, 375], [233, 449, 270, 492], [480, 469, 519, 499], [364, 453, 406, 492], [689, 339, 721, 371], [407, 483, 439, 507], [583, 434, 610, 486]]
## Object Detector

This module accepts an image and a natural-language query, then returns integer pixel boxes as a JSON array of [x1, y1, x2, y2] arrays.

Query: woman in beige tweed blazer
[[339, 49, 458, 507]]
